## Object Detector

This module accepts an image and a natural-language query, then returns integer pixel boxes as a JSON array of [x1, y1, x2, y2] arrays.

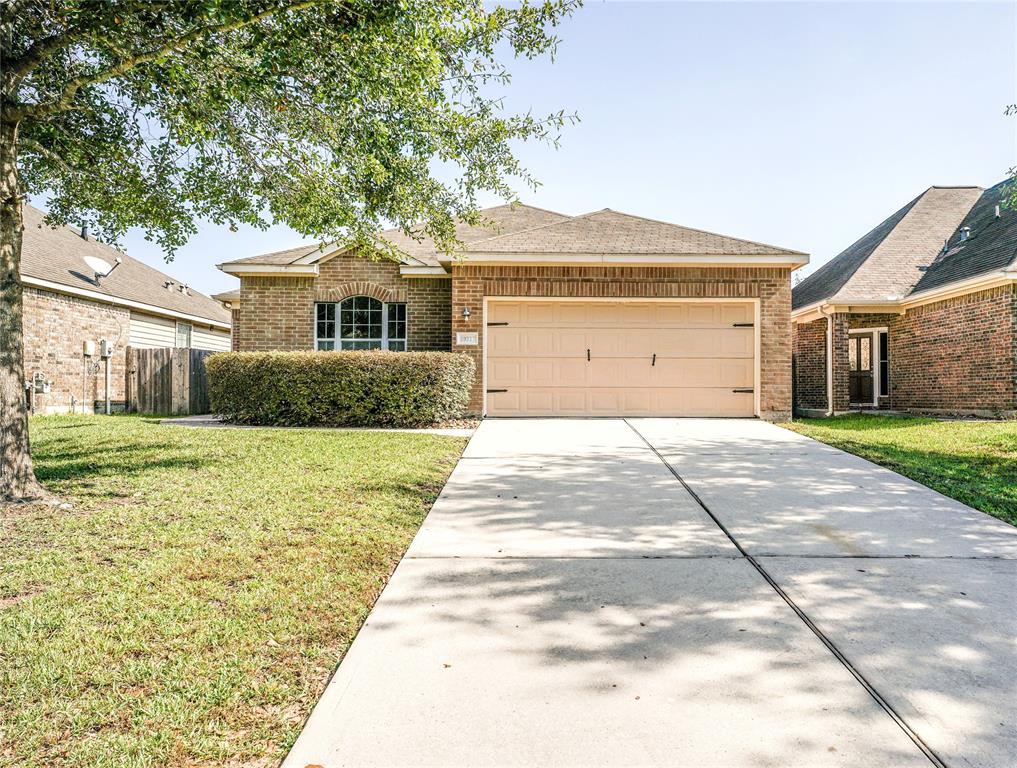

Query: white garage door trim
[[482, 297, 761, 418]]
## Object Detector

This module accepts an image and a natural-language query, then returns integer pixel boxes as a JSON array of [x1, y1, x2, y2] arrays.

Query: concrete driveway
[[283, 418, 1017, 768]]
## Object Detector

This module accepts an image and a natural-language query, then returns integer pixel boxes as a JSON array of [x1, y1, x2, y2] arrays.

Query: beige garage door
[[485, 300, 755, 417]]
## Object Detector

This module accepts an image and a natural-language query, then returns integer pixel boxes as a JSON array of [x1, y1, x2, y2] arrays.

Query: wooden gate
[[126, 347, 214, 415]]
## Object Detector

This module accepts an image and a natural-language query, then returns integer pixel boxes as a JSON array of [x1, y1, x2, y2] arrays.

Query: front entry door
[[849, 334, 873, 405]]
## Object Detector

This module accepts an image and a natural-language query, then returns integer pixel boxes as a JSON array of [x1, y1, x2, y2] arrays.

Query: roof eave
[[22, 275, 232, 329], [216, 263, 319, 277], [440, 252, 810, 267], [902, 268, 1017, 309], [399, 265, 450, 277]]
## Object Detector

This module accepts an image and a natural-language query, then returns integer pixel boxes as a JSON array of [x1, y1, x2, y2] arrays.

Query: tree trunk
[[0, 120, 48, 501]]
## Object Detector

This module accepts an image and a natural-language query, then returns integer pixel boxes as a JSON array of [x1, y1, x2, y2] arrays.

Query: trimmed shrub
[[206, 351, 475, 427]]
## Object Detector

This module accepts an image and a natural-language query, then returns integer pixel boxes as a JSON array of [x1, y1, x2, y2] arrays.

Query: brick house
[[791, 180, 1017, 417], [218, 204, 808, 420], [21, 205, 232, 414]]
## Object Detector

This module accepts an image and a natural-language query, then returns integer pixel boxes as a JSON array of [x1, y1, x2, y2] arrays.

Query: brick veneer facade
[[451, 264, 794, 420], [22, 286, 129, 414], [792, 285, 1017, 416], [792, 317, 827, 411], [233, 253, 452, 352]]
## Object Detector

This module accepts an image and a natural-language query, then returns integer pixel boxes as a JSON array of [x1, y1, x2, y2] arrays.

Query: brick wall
[[233, 254, 451, 352], [792, 318, 827, 411], [23, 286, 129, 414], [451, 265, 793, 420], [793, 287, 1017, 417], [888, 286, 1015, 414]]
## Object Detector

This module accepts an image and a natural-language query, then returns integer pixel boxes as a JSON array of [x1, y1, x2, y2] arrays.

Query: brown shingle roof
[[20, 205, 231, 325], [221, 204, 571, 268], [464, 208, 805, 256], [914, 180, 1017, 293], [792, 186, 986, 310]]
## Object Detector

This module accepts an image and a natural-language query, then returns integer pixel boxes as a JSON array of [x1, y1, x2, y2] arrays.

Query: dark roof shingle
[[792, 195, 922, 309], [791, 185, 995, 310], [913, 180, 1017, 293], [21, 205, 231, 325]]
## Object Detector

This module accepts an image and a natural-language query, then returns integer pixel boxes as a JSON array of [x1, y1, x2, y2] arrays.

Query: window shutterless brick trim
[[232, 253, 451, 353], [450, 264, 793, 420], [316, 281, 407, 304]]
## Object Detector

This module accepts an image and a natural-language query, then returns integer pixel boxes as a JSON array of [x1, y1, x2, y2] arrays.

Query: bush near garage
[[206, 351, 476, 427]]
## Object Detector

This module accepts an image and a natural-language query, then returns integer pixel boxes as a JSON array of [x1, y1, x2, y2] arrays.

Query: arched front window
[[315, 296, 406, 351]]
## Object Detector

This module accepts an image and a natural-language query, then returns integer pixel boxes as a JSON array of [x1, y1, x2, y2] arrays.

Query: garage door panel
[[653, 328, 753, 357], [720, 303, 754, 325], [485, 301, 756, 417]]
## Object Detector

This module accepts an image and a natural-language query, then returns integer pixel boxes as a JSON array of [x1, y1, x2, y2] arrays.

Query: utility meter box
[[82, 340, 96, 357], [99, 339, 113, 359], [33, 372, 50, 394]]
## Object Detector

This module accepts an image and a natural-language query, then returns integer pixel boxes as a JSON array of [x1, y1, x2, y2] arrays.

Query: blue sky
[[54, 1, 1017, 296]]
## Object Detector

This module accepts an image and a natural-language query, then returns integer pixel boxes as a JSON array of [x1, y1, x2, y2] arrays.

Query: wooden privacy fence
[[126, 347, 214, 415]]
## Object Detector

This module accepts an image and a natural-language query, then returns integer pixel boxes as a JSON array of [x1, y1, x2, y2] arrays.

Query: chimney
[[995, 205, 1001, 219], [80, 224, 88, 240]]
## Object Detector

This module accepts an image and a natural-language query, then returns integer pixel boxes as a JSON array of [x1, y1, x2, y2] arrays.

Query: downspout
[[818, 305, 834, 416]]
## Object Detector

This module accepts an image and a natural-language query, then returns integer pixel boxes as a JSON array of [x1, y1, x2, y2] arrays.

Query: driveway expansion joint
[[623, 418, 948, 768]]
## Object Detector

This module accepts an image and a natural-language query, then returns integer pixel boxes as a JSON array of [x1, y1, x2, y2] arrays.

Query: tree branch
[[10, 0, 319, 123]]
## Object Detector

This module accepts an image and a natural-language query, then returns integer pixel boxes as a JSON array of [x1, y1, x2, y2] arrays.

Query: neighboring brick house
[[791, 180, 1017, 417], [219, 204, 808, 420], [21, 205, 232, 414]]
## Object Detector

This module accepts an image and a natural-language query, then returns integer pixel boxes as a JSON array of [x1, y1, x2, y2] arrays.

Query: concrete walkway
[[283, 418, 1017, 768]]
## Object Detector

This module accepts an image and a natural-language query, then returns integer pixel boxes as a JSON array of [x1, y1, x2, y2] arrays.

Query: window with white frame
[[315, 296, 407, 351], [879, 331, 889, 397], [175, 321, 192, 348]]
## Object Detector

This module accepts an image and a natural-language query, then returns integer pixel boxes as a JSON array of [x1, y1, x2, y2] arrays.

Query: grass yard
[[785, 414, 1017, 526], [0, 415, 467, 768]]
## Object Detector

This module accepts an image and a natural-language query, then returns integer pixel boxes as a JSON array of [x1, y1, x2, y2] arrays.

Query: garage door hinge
[[733, 322, 754, 327], [487, 322, 509, 327], [732, 388, 754, 393], [487, 388, 508, 393]]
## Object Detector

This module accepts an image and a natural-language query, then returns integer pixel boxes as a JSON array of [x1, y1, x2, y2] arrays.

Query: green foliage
[[1006, 104, 1016, 210], [5, 0, 580, 256], [5, 415, 465, 766], [207, 350, 476, 426]]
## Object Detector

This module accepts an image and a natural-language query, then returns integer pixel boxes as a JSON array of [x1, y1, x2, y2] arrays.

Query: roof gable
[[835, 186, 982, 301], [383, 204, 571, 266], [20, 205, 231, 325], [464, 208, 805, 256], [220, 204, 571, 269], [792, 186, 983, 310]]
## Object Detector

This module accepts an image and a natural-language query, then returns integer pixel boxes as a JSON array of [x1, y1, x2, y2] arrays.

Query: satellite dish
[[84, 255, 122, 283], [84, 255, 113, 276]]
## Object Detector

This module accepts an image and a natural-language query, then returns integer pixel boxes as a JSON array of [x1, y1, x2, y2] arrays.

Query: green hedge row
[[205, 351, 476, 427]]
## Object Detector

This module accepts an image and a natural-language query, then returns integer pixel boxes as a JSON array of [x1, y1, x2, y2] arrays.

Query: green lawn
[[1, 416, 467, 768], [785, 414, 1017, 526]]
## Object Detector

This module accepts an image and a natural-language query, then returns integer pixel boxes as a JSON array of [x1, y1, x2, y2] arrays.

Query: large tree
[[1, 0, 578, 501]]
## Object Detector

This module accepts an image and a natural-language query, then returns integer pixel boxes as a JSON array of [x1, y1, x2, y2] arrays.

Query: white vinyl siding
[[129, 311, 231, 350], [191, 326, 231, 351], [128, 312, 176, 348]]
